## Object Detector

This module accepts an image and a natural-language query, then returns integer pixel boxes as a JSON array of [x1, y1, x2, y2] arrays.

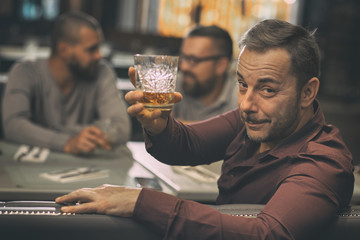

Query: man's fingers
[[125, 90, 181, 105], [92, 139, 111, 150], [86, 132, 111, 149], [86, 126, 104, 137], [82, 130, 107, 146], [136, 109, 162, 123], [56, 190, 89, 203], [79, 137, 98, 150], [174, 92, 183, 103], [82, 126, 111, 150], [124, 90, 144, 105], [127, 102, 145, 117], [128, 67, 136, 87], [56, 188, 103, 214], [56, 189, 99, 213], [61, 202, 98, 214]]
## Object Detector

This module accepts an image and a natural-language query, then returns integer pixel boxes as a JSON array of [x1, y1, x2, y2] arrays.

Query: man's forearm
[[4, 118, 70, 152]]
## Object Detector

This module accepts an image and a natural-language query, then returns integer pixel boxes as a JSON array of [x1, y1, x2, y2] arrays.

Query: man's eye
[[238, 81, 247, 92], [87, 46, 99, 53], [262, 87, 276, 96], [238, 81, 247, 88]]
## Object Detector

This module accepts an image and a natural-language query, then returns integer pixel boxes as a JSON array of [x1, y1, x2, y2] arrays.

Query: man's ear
[[57, 41, 71, 58], [215, 57, 230, 75], [300, 77, 320, 108]]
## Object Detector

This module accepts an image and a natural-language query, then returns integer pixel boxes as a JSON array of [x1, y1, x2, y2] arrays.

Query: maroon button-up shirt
[[133, 100, 354, 239]]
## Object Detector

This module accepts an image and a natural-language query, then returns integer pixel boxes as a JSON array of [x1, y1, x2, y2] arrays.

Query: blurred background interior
[[0, 0, 359, 164]]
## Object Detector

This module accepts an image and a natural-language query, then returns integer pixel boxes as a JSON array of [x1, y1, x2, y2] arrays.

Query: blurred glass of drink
[[94, 118, 123, 146], [134, 54, 179, 111]]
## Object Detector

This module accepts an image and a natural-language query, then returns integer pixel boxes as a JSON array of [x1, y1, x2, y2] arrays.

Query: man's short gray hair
[[239, 19, 320, 91]]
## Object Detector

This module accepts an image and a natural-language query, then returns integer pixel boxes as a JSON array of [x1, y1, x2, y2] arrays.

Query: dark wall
[[302, 0, 360, 164], [302, 0, 360, 101]]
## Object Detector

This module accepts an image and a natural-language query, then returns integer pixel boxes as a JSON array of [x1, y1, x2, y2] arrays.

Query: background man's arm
[[94, 62, 131, 145], [2, 63, 71, 151]]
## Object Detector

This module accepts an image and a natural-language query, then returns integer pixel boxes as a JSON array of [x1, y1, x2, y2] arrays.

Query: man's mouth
[[246, 121, 266, 130], [243, 116, 270, 130], [182, 72, 195, 81]]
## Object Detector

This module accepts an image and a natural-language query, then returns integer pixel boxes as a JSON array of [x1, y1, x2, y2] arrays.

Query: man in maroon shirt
[[56, 19, 354, 239]]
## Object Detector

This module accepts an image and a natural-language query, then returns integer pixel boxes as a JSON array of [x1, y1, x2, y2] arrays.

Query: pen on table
[[60, 168, 100, 179]]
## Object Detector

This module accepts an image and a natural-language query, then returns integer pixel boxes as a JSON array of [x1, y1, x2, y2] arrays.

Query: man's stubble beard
[[68, 57, 100, 82], [182, 71, 218, 98], [243, 93, 301, 144]]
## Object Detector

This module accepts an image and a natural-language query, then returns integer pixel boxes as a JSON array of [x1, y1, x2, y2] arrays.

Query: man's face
[[67, 27, 102, 80], [179, 37, 223, 98], [237, 47, 302, 145]]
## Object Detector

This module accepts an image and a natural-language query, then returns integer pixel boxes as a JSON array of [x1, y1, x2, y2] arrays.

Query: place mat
[[5, 164, 135, 190]]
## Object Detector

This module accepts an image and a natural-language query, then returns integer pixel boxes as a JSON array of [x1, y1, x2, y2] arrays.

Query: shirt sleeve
[[2, 62, 70, 151], [133, 174, 341, 240], [94, 62, 131, 144], [145, 110, 241, 166]]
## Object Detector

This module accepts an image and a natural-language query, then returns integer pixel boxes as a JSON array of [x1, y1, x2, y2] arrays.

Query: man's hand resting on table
[[56, 184, 142, 217], [63, 126, 111, 154]]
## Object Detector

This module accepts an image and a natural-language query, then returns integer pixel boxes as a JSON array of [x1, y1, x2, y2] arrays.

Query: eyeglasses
[[180, 54, 225, 66]]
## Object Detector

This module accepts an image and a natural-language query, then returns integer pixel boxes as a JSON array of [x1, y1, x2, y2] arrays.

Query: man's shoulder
[[8, 59, 48, 84], [283, 126, 354, 179], [306, 130, 352, 163], [10, 59, 44, 72]]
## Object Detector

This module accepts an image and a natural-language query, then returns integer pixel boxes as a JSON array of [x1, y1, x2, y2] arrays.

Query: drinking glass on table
[[134, 54, 179, 111], [94, 118, 123, 146]]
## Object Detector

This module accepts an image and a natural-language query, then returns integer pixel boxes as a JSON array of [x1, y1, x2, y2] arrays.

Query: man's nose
[[239, 91, 257, 113], [179, 58, 191, 71]]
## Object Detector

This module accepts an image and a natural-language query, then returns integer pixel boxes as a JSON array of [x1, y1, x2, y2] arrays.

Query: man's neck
[[48, 57, 74, 95]]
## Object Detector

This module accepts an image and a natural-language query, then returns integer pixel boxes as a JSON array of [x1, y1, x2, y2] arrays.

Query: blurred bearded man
[[2, 11, 130, 154]]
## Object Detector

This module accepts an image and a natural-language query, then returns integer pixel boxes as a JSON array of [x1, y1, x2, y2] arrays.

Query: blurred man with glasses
[[173, 25, 238, 123]]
